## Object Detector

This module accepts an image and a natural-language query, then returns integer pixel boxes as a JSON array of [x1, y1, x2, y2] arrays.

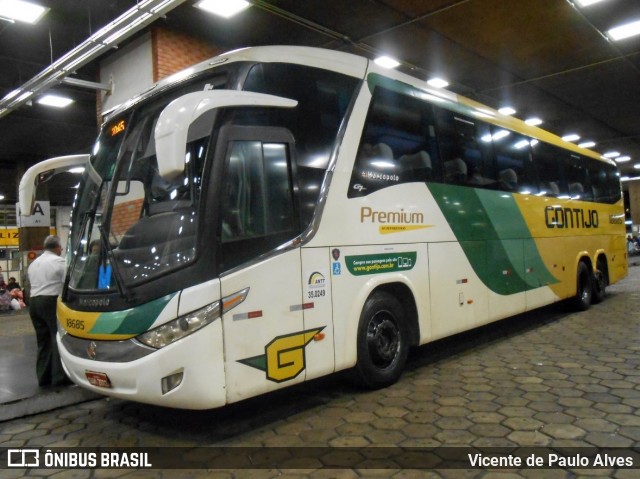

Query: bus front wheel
[[573, 261, 592, 311], [353, 291, 409, 389]]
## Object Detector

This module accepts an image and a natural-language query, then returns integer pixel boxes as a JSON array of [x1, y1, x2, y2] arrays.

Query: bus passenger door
[[215, 126, 309, 403]]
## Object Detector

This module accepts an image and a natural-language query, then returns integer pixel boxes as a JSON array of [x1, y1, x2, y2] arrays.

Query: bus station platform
[[1, 258, 639, 476], [0, 309, 99, 422]]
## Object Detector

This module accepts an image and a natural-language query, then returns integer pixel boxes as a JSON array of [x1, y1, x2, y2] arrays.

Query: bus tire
[[573, 261, 592, 311], [591, 258, 607, 304], [353, 291, 409, 389]]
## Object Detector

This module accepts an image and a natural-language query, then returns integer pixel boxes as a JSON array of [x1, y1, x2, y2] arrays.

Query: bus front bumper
[[58, 320, 226, 409]]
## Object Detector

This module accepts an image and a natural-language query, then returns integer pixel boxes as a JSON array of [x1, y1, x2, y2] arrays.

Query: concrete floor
[[1, 262, 639, 478], [0, 309, 39, 404]]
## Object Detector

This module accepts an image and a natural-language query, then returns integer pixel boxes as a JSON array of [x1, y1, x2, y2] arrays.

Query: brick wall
[[98, 28, 221, 119], [111, 198, 144, 238], [152, 27, 221, 82]]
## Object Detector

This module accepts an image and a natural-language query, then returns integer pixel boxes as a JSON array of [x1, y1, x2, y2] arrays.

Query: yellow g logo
[[238, 327, 325, 383]]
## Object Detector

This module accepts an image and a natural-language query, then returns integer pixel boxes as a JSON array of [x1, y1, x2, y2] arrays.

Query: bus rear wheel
[[573, 261, 592, 311], [591, 258, 607, 304], [353, 291, 408, 389]]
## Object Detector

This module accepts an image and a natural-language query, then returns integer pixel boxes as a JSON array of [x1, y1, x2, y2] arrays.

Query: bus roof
[[102, 45, 368, 120], [102, 45, 614, 166]]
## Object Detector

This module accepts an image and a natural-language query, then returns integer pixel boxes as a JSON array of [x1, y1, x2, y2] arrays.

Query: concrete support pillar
[[629, 180, 640, 226]]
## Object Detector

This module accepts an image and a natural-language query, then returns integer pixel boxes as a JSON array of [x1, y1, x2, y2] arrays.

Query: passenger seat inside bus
[[399, 151, 432, 181], [443, 158, 467, 185], [542, 181, 560, 197], [357, 142, 396, 173], [569, 182, 584, 198], [499, 168, 518, 191], [370, 142, 394, 161]]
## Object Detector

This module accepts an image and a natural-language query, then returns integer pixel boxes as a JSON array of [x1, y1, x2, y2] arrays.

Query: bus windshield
[[68, 71, 230, 292]]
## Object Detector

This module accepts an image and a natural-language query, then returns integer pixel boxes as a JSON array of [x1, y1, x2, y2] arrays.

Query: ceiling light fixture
[[68, 167, 85, 174], [374, 56, 400, 69], [574, 0, 609, 6], [16, 91, 33, 102], [195, 0, 250, 18], [524, 117, 543, 126], [608, 19, 640, 41], [481, 130, 511, 142], [578, 141, 596, 148], [634, 163, 640, 169], [0, 0, 49, 24], [0, 0, 186, 120], [427, 77, 449, 88], [615, 155, 631, 163], [38, 94, 73, 108], [562, 134, 580, 142], [498, 106, 516, 115], [603, 151, 620, 158]]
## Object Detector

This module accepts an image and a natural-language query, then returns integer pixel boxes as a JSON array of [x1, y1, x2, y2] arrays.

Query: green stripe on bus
[[89, 293, 176, 335], [428, 183, 557, 295]]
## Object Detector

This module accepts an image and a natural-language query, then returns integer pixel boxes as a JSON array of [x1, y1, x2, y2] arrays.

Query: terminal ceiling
[[1, 0, 639, 206]]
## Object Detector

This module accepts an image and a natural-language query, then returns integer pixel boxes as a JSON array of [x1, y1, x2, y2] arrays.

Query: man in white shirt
[[28, 235, 69, 387]]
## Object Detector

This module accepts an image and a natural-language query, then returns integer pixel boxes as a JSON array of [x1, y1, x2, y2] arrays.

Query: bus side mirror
[[19, 154, 90, 216], [154, 90, 297, 180]]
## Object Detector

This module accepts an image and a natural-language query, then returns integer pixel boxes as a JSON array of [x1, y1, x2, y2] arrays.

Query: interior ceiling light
[[0, 0, 186, 120], [578, 141, 596, 148], [0, 0, 49, 24], [524, 117, 543, 126], [498, 106, 516, 115], [427, 77, 449, 88], [195, 0, 250, 18], [574, 0, 609, 6], [0, 194, 4, 200], [615, 155, 631, 163], [608, 19, 640, 41], [603, 151, 620, 158], [562, 134, 580, 142], [37, 94, 73, 108], [374, 56, 400, 69], [634, 163, 640, 169]]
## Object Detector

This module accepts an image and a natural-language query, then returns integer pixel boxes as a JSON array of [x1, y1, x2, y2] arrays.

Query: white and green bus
[[20, 46, 627, 409]]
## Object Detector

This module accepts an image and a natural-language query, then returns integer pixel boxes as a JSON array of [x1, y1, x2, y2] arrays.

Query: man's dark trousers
[[29, 295, 67, 386]]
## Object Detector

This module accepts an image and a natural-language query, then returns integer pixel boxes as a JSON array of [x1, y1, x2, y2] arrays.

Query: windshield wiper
[[97, 224, 131, 300], [62, 212, 91, 301]]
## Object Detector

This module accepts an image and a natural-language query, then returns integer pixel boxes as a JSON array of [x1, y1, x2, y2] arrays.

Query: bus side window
[[220, 139, 298, 271], [434, 108, 495, 188], [531, 141, 568, 198], [566, 154, 592, 201], [492, 130, 538, 195], [348, 87, 438, 198], [604, 164, 622, 203], [242, 63, 359, 224], [591, 162, 622, 204]]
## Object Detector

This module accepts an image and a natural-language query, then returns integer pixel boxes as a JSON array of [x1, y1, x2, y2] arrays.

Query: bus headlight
[[136, 301, 220, 349]]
